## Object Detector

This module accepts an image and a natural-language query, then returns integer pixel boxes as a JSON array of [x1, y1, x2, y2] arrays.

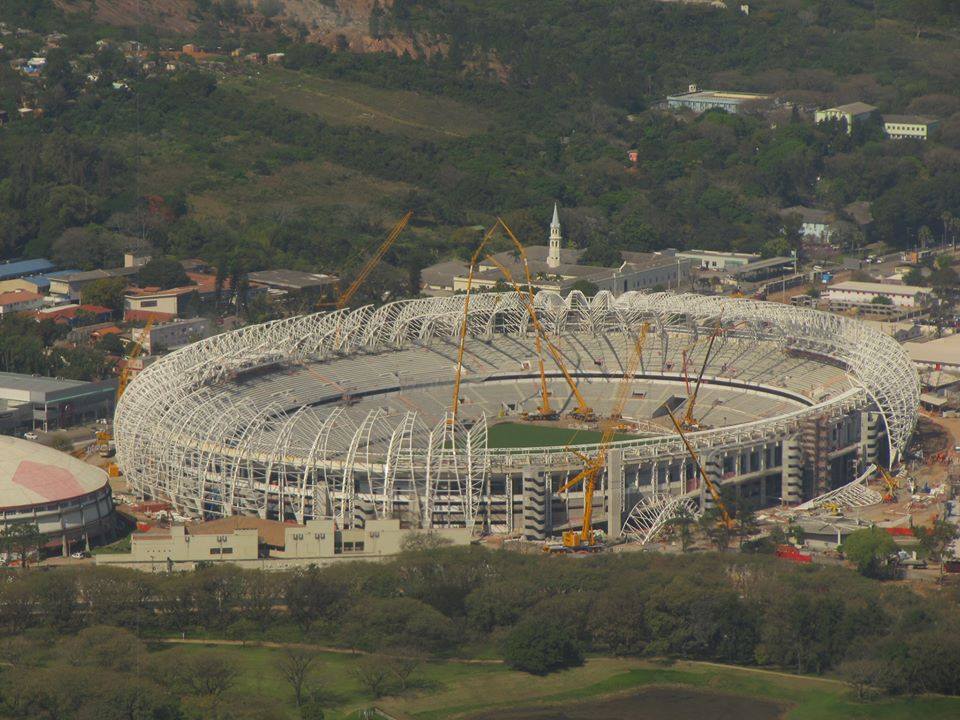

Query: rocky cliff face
[[56, 0, 412, 50]]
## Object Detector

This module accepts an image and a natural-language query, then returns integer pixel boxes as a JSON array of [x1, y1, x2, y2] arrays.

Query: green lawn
[[227, 67, 490, 140], [485, 421, 638, 449], [150, 643, 960, 720]]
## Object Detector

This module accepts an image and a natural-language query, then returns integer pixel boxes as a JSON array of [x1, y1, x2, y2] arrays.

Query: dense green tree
[[81, 277, 126, 312], [503, 617, 583, 675], [0, 523, 43, 569], [843, 527, 898, 579], [137, 257, 190, 290]]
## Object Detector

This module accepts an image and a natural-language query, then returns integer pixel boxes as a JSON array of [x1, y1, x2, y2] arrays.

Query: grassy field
[[150, 642, 960, 720], [226, 67, 490, 140], [485, 421, 638, 449]]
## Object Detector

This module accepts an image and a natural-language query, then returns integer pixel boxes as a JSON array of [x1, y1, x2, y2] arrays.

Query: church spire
[[547, 203, 561, 269]]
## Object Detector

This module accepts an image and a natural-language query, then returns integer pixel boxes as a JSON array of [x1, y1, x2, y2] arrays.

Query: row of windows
[[209, 547, 234, 555]]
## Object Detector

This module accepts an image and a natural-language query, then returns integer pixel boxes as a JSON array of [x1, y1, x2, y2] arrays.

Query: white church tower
[[547, 203, 562, 269]]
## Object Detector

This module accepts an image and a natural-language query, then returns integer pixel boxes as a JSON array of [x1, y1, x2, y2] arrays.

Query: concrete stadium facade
[[114, 292, 919, 542]]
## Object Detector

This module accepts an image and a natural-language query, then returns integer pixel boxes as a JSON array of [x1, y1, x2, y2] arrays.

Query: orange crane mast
[[451, 217, 576, 422], [100, 316, 154, 469], [497, 220, 554, 420]]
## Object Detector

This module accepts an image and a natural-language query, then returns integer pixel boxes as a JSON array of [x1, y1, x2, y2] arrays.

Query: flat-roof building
[[727, 256, 795, 283], [0, 372, 117, 434], [247, 269, 339, 293], [675, 249, 760, 271], [48, 267, 139, 301], [96, 517, 471, 571], [131, 317, 212, 354], [904, 334, 960, 373], [882, 114, 939, 141], [667, 85, 772, 115], [815, 102, 878, 133], [0, 258, 55, 282], [825, 281, 932, 309]]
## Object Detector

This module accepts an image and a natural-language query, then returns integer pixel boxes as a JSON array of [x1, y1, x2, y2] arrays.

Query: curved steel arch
[[114, 292, 919, 527]]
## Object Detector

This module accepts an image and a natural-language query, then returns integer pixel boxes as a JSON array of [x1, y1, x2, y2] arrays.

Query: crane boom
[[450, 221, 503, 422], [683, 321, 722, 428], [324, 211, 412, 310], [666, 406, 733, 528], [483, 255, 593, 419], [496, 220, 553, 418]]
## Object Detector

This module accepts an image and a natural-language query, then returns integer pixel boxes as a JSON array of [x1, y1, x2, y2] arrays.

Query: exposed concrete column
[[507, 472, 514, 533], [606, 449, 624, 540], [860, 411, 881, 467], [702, 454, 722, 512], [781, 435, 803, 504], [521, 467, 547, 541]]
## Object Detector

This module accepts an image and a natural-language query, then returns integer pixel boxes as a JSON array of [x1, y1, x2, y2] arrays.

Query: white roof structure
[[0, 436, 108, 509], [114, 292, 919, 527], [827, 281, 932, 296], [905, 334, 960, 370]]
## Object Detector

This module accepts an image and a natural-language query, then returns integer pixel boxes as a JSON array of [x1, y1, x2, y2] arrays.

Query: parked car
[[23, 431, 38, 440]]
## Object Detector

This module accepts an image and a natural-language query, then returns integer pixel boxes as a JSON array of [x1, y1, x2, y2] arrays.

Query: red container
[[884, 526, 915, 537], [776, 545, 813, 563]]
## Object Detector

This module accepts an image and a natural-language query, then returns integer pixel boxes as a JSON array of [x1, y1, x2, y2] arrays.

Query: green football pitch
[[485, 421, 638, 449]]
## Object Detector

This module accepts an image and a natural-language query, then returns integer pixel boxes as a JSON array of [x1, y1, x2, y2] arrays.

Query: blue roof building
[[0, 259, 55, 282]]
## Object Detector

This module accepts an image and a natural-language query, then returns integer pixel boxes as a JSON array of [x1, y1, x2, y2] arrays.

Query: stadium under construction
[[113, 290, 920, 546]]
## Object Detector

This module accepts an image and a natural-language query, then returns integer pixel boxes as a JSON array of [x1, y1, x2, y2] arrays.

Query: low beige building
[[95, 517, 471, 572], [815, 102, 878, 133], [131, 317, 212, 354], [882, 115, 939, 140]]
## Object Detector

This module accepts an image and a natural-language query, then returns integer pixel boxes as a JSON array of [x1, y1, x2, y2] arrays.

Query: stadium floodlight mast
[[114, 291, 920, 530]]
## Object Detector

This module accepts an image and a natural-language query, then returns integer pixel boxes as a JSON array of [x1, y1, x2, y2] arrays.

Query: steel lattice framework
[[114, 291, 919, 527]]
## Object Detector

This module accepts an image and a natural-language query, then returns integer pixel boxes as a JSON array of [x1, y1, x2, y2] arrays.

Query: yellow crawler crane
[[879, 466, 900, 503], [551, 322, 650, 549]]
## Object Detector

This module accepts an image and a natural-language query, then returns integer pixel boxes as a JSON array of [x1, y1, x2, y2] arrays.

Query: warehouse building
[[825, 281, 932, 309], [0, 258, 55, 282], [667, 85, 772, 114], [0, 372, 116, 434]]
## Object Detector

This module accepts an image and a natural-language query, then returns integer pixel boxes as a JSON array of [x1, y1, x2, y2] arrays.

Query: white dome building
[[0, 437, 115, 556]]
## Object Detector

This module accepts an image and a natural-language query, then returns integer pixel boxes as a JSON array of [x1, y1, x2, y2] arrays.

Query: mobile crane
[[553, 323, 650, 549]]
